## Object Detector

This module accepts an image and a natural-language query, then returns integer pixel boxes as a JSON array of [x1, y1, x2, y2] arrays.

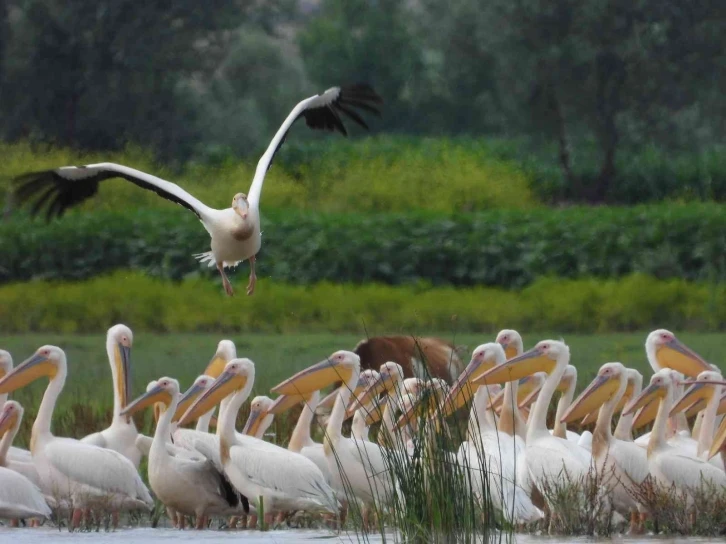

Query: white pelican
[[241, 396, 275, 438], [14, 86, 381, 296], [624, 369, 726, 501], [0, 346, 153, 528], [646, 329, 713, 377], [121, 377, 246, 529], [179, 358, 338, 525], [0, 350, 32, 463], [271, 351, 395, 514], [0, 401, 51, 522], [474, 340, 593, 505], [561, 363, 649, 531], [81, 324, 142, 467]]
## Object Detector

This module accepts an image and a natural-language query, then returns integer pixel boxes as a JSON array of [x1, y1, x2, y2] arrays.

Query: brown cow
[[353, 336, 465, 384]]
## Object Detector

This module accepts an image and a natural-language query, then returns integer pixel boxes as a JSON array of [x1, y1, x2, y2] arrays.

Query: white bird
[[474, 340, 593, 509], [13, 85, 382, 296], [623, 369, 726, 502], [121, 377, 246, 529], [80, 324, 142, 467], [271, 351, 395, 516], [0, 350, 33, 463], [241, 396, 275, 439], [561, 363, 649, 531], [0, 401, 51, 521], [0, 346, 153, 529], [179, 358, 338, 526]]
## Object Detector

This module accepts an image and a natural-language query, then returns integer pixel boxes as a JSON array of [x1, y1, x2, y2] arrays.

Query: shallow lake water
[[0, 527, 722, 544]]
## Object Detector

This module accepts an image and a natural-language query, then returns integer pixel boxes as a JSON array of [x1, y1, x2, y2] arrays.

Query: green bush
[[0, 139, 536, 214], [2, 204, 725, 287], [0, 272, 724, 333]]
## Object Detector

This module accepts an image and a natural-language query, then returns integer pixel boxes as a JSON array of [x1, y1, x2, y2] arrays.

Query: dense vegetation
[[1, 1, 725, 204], [2, 204, 724, 287], [1, 272, 723, 334]]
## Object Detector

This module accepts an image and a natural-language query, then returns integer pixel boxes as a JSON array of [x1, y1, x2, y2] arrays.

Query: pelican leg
[[10, 519, 18, 528], [71, 508, 83, 530], [628, 511, 639, 534], [228, 515, 238, 528], [274, 511, 285, 527], [179, 515, 186, 530], [638, 511, 648, 533], [195, 515, 205, 530], [217, 262, 234, 296], [263, 512, 273, 529], [246, 255, 257, 296], [111, 511, 119, 529], [247, 513, 258, 529]]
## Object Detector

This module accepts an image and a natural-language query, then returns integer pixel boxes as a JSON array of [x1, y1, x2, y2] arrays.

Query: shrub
[[2, 204, 725, 287], [0, 273, 724, 334]]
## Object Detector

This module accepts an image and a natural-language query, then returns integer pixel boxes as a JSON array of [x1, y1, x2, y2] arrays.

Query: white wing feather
[[0, 467, 51, 518]]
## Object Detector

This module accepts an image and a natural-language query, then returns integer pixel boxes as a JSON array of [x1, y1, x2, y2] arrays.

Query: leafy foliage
[[1, 273, 724, 334], [2, 204, 725, 287]]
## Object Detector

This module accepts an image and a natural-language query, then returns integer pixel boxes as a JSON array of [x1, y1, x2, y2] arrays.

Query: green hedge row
[[1, 204, 725, 288], [1, 273, 724, 333]]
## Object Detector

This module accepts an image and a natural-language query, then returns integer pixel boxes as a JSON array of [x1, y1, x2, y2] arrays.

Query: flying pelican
[[13, 85, 382, 296], [473, 340, 593, 508], [179, 359, 338, 526], [561, 363, 649, 532], [81, 325, 142, 467], [271, 351, 395, 524], [624, 369, 726, 504], [0, 401, 51, 523], [0, 350, 33, 463], [121, 377, 245, 529], [0, 346, 153, 528]]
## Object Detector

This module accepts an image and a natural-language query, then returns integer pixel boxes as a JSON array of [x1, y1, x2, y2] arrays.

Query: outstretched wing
[[13, 162, 212, 221], [248, 83, 382, 208]]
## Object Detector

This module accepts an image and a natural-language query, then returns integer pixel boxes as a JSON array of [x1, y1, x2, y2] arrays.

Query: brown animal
[[353, 336, 465, 384]]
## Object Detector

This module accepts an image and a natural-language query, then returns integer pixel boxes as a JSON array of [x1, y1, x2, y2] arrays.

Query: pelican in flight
[[0, 401, 51, 523], [624, 369, 726, 502], [179, 358, 338, 525], [81, 325, 142, 467], [0, 346, 153, 528], [13, 85, 382, 296], [121, 377, 245, 529]]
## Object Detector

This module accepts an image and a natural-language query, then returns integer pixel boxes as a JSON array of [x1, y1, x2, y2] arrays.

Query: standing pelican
[[179, 359, 338, 525], [561, 363, 649, 532], [241, 396, 275, 438], [0, 346, 152, 528], [0, 401, 51, 522], [271, 351, 395, 519], [0, 350, 32, 463], [13, 86, 381, 296], [624, 369, 726, 502], [121, 377, 245, 529], [474, 340, 593, 506], [81, 325, 142, 467]]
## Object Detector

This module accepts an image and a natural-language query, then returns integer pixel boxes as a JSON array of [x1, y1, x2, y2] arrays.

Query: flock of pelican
[[1, 325, 725, 534]]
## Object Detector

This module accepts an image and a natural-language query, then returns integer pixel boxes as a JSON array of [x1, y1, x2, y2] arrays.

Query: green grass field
[[4, 330, 724, 441]]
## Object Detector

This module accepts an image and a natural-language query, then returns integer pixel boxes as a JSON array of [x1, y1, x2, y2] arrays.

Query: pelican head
[[0, 346, 64, 394], [204, 340, 237, 379], [270, 350, 360, 396], [442, 343, 505, 416], [0, 350, 12, 380], [242, 395, 275, 437], [396, 378, 448, 429], [0, 400, 23, 437], [669, 370, 726, 417], [107, 324, 133, 414], [623, 368, 675, 416], [474, 340, 569, 386], [232, 192, 249, 219], [173, 375, 215, 422], [179, 358, 255, 425], [403, 377, 425, 397], [122, 377, 179, 417], [352, 362, 404, 413], [496, 329, 524, 360], [646, 329, 711, 378], [561, 362, 626, 423]]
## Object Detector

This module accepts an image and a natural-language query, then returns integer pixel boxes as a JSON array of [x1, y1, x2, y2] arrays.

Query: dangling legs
[[246, 255, 257, 296], [217, 261, 234, 296]]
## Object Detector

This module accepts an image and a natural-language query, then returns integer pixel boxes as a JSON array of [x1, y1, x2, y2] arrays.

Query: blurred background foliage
[[1, 0, 725, 333]]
